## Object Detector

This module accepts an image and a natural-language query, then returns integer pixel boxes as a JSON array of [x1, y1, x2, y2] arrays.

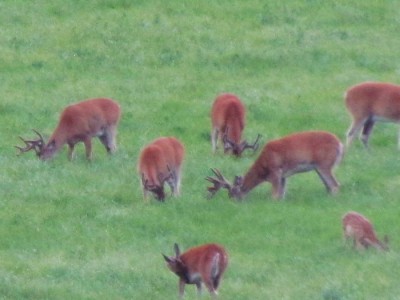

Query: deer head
[[141, 167, 175, 201], [162, 242, 229, 298], [223, 127, 261, 156], [15, 129, 45, 157], [205, 168, 243, 199], [162, 243, 187, 277]]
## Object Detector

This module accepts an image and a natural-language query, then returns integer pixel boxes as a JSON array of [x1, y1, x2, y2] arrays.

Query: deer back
[[165, 243, 228, 283], [244, 131, 342, 184], [345, 82, 400, 121], [152, 137, 185, 172], [181, 244, 227, 274], [138, 137, 184, 185]]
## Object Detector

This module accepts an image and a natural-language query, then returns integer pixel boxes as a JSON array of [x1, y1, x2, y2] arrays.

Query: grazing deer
[[206, 131, 343, 199], [163, 243, 228, 298], [345, 81, 400, 149], [16, 98, 121, 161], [342, 211, 389, 251], [211, 93, 260, 156], [138, 137, 185, 201]]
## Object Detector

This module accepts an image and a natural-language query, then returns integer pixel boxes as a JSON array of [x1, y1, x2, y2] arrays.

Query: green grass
[[2, 0, 400, 299]]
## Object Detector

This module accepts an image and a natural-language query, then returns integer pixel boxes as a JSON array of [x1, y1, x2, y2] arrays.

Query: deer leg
[[352, 238, 357, 249], [397, 127, 400, 150], [174, 168, 181, 196], [210, 253, 221, 293], [67, 143, 75, 161], [98, 135, 108, 152], [203, 278, 218, 297], [195, 281, 203, 296], [109, 125, 117, 153], [315, 167, 339, 194], [355, 239, 366, 251], [361, 117, 374, 148], [166, 173, 177, 196], [143, 189, 149, 201], [167, 167, 182, 197], [315, 168, 330, 191], [83, 138, 93, 161], [211, 128, 219, 153], [270, 171, 285, 199], [99, 125, 117, 154], [163, 167, 178, 197], [346, 118, 366, 148], [280, 177, 287, 198], [140, 179, 150, 202], [213, 273, 222, 291], [178, 279, 186, 298]]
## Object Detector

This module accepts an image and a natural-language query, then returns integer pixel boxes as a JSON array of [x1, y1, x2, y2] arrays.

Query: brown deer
[[206, 131, 343, 199], [163, 243, 228, 298], [16, 98, 121, 161], [345, 81, 400, 149], [211, 93, 260, 156], [342, 211, 389, 251], [138, 137, 185, 201]]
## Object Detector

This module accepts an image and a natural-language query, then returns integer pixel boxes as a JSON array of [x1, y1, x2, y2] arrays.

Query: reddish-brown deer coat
[[211, 93, 259, 156], [345, 81, 400, 149], [17, 98, 121, 161], [138, 137, 185, 201], [342, 211, 388, 251], [207, 131, 343, 199], [163, 243, 228, 298], [211, 93, 245, 155]]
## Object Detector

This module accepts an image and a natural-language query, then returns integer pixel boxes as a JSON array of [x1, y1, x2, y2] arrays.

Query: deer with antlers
[[206, 131, 343, 200], [16, 98, 121, 161], [138, 137, 185, 201], [211, 93, 260, 156]]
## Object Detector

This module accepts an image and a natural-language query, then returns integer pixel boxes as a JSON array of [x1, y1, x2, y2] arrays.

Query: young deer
[[16, 98, 121, 161], [342, 211, 389, 251], [138, 137, 185, 201], [163, 243, 228, 298], [345, 81, 400, 149], [206, 131, 343, 199], [211, 93, 260, 156]]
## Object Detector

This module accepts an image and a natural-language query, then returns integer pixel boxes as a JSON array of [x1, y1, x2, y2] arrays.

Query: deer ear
[[234, 176, 243, 186], [162, 254, 173, 263], [174, 243, 181, 257]]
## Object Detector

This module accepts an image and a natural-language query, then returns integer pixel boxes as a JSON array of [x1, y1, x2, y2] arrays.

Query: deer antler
[[237, 134, 261, 155], [205, 168, 232, 198], [223, 127, 261, 156], [15, 129, 45, 156]]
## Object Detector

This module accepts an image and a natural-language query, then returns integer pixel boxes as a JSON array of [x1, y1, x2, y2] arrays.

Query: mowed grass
[[1, 1, 400, 299]]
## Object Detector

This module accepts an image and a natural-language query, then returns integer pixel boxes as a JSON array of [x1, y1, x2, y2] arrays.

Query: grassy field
[[1, 1, 400, 299]]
